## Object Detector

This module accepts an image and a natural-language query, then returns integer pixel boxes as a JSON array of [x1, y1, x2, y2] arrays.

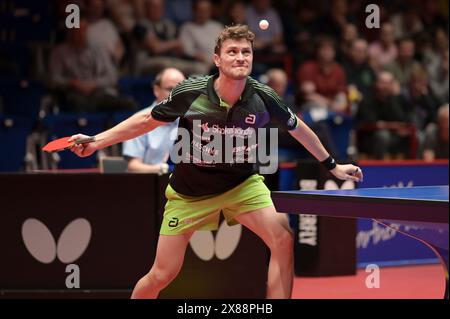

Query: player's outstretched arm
[[70, 111, 166, 157], [289, 118, 363, 182]]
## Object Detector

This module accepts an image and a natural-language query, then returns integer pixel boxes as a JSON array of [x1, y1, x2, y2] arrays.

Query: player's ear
[[214, 53, 220, 68]]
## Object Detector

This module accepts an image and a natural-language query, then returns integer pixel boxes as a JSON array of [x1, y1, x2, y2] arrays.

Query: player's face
[[214, 39, 253, 80]]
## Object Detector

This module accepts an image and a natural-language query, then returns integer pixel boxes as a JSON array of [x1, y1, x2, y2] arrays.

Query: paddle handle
[[74, 136, 98, 145]]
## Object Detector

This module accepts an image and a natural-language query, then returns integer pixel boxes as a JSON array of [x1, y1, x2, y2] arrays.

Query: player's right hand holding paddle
[[69, 134, 98, 157]]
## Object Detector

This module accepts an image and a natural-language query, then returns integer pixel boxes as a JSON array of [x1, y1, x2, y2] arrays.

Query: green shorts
[[160, 174, 273, 235]]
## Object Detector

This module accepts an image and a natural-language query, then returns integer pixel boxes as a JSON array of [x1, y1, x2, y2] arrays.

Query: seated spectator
[[421, 28, 449, 70], [263, 68, 295, 106], [123, 68, 185, 172], [420, 0, 448, 31], [106, 0, 144, 35], [390, 7, 424, 40], [384, 38, 424, 89], [368, 22, 398, 72], [164, 0, 193, 27], [246, 0, 285, 54], [296, 36, 349, 157], [49, 19, 136, 113], [339, 23, 359, 62], [133, 0, 206, 75], [86, 0, 125, 65], [179, 0, 223, 75], [401, 68, 440, 156], [315, 0, 355, 39], [343, 38, 376, 102], [356, 71, 411, 159], [222, 0, 247, 26], [427, 50, 449, 104], [291, 2, 321, 64], [262, 69, 303, 161], [297, 36, 348, 114], [423, 103, 449, 161]]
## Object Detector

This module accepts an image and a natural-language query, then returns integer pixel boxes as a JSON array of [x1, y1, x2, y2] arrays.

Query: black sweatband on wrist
[[320, 156, 337, 170]]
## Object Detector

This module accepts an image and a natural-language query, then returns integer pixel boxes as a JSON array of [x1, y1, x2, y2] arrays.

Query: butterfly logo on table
[[21, 218, 92, 264], [189, 220, 242, 261]]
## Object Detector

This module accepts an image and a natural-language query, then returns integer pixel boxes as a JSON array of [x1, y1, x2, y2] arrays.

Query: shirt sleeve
[[253, 80, 298, 131], [122, 133, 147, 160], [151, 78, 201, 122]]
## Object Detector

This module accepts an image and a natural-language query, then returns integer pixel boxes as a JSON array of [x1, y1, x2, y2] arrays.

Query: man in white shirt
[[122, 67, 185, 173]]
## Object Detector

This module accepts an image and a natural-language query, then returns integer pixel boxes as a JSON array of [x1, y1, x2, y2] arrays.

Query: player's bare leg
[[235, 206, 294, 298], [131, 232, 193, 299]]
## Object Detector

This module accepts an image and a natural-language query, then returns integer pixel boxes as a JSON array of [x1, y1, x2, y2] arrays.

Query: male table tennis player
[[70, 25, 363, 299]]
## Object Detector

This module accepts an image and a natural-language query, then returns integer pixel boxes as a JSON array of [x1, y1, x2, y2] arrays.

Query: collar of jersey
[[207, 73, 254, 106]]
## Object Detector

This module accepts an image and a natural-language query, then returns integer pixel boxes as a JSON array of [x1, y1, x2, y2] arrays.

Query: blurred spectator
[[179, 0, 223, 74], [86, 0, 125, 65], [106, 0, 145, 34], [316, 0, 355, 39], [246, 0, 285, 54], [164, 0, 193, 27], [222, 0, 247, 26], [390, 7, 424, 39], [423, 103, 449, 160], [356, 71, 411, 159], [368, 22, 398, 72], [427, 50, 449, 104], [401, 68, 440, 156], [343, 39, 376, 101], [133, 0, 206, 75], [297, 36, 348, 114], [123, 68, 185, 172], [49, 19, 136, 112], [291, 2, 321, 63], [417, 28, 448, 68], [434, 28, 449, 54], [262, 68, 303, 161], [384, 38, 423, 88], [339, 23, 359, 62], [296, 36, 349, 157], [264, 68, 295, 107], [420, 0, 448, 31]]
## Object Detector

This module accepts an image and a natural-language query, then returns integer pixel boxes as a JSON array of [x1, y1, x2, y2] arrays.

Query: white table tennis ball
[[259, 19, 269, 30]]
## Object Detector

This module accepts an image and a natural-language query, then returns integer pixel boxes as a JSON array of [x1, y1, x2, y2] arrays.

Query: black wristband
[[320, 156, 337, 170]]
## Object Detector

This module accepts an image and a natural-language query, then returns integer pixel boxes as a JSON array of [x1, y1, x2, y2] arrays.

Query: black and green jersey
[[151, 74, 298, 196]]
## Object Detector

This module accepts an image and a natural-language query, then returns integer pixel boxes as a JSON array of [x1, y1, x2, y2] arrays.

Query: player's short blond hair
[[214, 24, 255, 55]]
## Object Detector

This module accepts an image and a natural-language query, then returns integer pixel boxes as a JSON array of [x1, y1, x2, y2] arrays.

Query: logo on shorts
[[168, 217, 179, 227]]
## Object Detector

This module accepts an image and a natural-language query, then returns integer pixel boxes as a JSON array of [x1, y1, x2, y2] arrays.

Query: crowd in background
[[0, 0, 448, 164]]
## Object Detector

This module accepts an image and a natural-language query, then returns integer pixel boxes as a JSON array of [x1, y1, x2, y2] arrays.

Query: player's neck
[[214, 75, 246, 107]]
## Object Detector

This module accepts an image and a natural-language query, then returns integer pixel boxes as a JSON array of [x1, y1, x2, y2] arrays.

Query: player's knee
[[270, 228, 294, 252], [150, 267, 179, 288]]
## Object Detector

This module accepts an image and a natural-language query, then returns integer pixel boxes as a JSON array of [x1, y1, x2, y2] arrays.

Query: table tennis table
[[272, 186, 449, 298]]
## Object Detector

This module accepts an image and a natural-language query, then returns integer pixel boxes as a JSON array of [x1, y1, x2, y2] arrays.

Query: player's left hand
[[330, 164, 363, 182]]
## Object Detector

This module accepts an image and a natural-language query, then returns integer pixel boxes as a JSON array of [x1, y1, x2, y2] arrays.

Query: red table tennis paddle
[[42, 136, 97, 153]]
